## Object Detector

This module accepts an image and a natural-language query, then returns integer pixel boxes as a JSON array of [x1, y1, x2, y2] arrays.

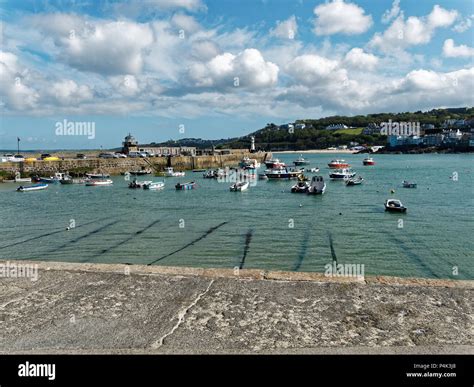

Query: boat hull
[[175, 182, 196, 190], [17, 183, 48, 192]]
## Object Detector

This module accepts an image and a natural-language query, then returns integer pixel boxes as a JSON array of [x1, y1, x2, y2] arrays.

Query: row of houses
[[387, 129, 474, 148]]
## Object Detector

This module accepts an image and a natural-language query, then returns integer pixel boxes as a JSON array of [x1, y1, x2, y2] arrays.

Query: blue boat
[[17, 183, 48, 192], [175, 181, 196, 190]]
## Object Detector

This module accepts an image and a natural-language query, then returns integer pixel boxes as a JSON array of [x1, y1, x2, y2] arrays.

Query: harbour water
[[1, 153, 472, 280]]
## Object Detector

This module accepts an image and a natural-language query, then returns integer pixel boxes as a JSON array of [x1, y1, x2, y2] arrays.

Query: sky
[[0, 0, 473, 150]]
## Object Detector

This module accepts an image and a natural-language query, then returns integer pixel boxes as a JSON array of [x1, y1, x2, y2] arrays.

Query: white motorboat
[[164, 167, 185, 177], [293, 155, 310, 166], [346, 176, 364, 186], [129, 179, 153, 188], [239, 157, 261, 169], [306, 167, 320, 173], [385, 199, 407, 213], [291, 180, 310, 193], [307, 176, 326, 195], [329, 168, 356, 180], [229, 181, 249, 192], [85, 179, 113, 186], [143, 181, 165, 190], [16, 183, 48, 192]]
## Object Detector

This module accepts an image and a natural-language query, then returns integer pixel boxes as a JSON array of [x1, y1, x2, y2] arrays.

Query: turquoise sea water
[[0, 153, 472, 280]]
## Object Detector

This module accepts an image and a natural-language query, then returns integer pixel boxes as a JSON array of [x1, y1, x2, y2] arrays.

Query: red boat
[[328, 159, 350, 169], [363, 157, 375, 166]]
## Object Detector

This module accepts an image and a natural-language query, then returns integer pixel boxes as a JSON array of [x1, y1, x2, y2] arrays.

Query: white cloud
[[370, 5, 458, 53], [313, 0, 373, 36], [189, 48, 279, 90], [344, 48, 379, 70], [382, 0, 400, 24], [170, 13, 202, 34], [442, 39, 474, 58], [270, 15, 298, 39], [286, 54, 347, 85], [453, 15, 473, 33], [48, 79, 93, 104], [0, 51, 39, 110]]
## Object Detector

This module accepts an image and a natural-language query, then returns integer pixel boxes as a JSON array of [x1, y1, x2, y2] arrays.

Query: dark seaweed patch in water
[[328, 231, 337, 265], [3, 217, 113, 251], [91, 219, 161, 259], [386, 234, 438, 278], [292, 230, 310, 271], [239, 229, 253, 269], [147, 221, 228, 265]]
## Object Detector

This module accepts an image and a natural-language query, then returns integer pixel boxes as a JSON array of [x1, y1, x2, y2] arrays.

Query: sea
[[0, 153, 472, 280]]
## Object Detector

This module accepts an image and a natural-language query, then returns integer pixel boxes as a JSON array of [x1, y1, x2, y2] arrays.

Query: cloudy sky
[[0, 0, 473, 149]]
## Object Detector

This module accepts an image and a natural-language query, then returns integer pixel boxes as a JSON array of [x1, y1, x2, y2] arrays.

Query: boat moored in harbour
[[265, 168, 303, 179], [293, 155, 310, 166], [306, 167, 320, 173], [291, 180, 310, 193], [86, 173, 110, 179], [363, 157, 375, 166], [229, 181, 249, 191], [328, 159, 350, 169], [346, 176, 364, 186], [164, 167, 185, 177], [128, 179, 153, 189], [264, 158, 286, 169], [402, 180, 417, 188], [307, 176, 326, 195], [175, 181, 196, 190], [385, 199, 407, 212], [329, 168, 356, 180], [85, 179, 113, 186], [239, 157, 261, 169], [16, 183, 48, 192], [143, 181, 165, 190]]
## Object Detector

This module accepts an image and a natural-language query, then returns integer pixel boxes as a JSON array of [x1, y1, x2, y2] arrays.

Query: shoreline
[[275, 149, 356, 154]]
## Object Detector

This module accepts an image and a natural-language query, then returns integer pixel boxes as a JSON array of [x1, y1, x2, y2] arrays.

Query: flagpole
[[17, 137, 20, 155]]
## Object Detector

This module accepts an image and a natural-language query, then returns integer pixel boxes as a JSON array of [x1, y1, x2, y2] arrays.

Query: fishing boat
[[329, 168, 356, 180], [16, 183, 48, 192], [86, 173, 110, 179], [128, 169, 152, 176], [363, 157, 375, 166], [239, 157, 261, 169], [175, 181, 196, 190], [143, 181, 165, 190], [265, 168, 302, 179], [306, 167, 320, 173], [36, 172, 70, 183], [293, 155, 310, 166], [85, 179, 113, 186], [128, 179, 153, 189], [59, 178, 85, 185], [328, 159, 350, 169], [307, 176, 326, 195], [402, 180, 417, 188], [229, 181, 249, 192], [264, 158, 285, 169], [164, 167, 185, 177], [291, 180, 310, 193], [346, 176, 364, 186], [385, 199, 407, 213]]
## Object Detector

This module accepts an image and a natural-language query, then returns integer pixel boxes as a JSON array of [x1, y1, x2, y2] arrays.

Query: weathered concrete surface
[[0, 261, 472, 354]]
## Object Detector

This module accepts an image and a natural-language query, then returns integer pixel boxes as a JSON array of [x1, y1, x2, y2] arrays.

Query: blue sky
[[0, 0, 473, 150]]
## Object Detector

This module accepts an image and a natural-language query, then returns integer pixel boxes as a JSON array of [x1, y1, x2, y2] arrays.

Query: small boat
[[129, 179, 153, 189], [230, 181, 249, 192], [307, 176, 326, 195], [258, 173, 269, 180], [306, 167, 320, 173], [17, 183, 48, 192], [164, 167, 185, 177], [175, 181, 196, 190], [328, 159, 350, 169], [192, 169, 206, 173], [291, 180, 310, 193], [329, 168, 356, 180], [363, 157, 375, 166], [264, 158, 286, 169], [143, 181, 165, 190], [346, 176, 364, 186], [203, 170, 217, 179], [402, 180, 417, 188], [265, 168, 302, 179], [239, 157, 261, 169], [86, 173, 110, 179], [60, 178, 85, 185], [293, 155, 310, 166], [15, 177, 32, 183], [128, 169, 152, 176], [85, 179, 113, 186], [385, 199, 407, 213], [37, 172, 70, 183]]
